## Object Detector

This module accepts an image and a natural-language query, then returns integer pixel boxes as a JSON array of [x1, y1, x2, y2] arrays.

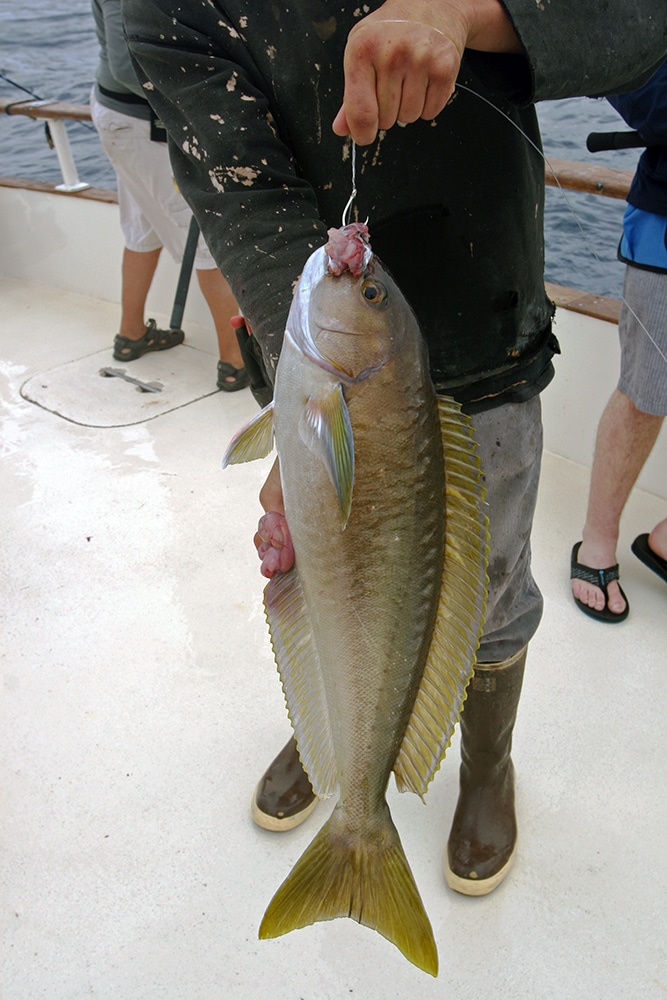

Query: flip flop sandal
[[217, 361, 250, 392], [113, 319, 184, 361], [570, 541, 629, 623], [631, 533, 667, 585]]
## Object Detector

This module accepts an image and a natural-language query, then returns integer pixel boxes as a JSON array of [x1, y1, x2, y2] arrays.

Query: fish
[[222, 223, 488, 976]]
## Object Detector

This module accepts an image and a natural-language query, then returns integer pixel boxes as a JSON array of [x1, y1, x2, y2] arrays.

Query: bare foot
[[648, 518, 667, 562]]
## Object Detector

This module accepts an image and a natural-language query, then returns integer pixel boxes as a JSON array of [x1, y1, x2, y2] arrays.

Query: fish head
[[286, 236, 420, 384]]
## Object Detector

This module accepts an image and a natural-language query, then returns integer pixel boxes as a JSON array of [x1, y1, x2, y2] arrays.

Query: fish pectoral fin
[[221, 401, 275, 467], [394, 395, 489, 797], [264, 567, 338, 798], [259, 805, 438, 977], [298, 383, 354, 528]]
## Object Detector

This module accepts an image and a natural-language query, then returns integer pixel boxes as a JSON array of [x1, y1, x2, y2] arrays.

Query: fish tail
[[258, 806, 438, 977]]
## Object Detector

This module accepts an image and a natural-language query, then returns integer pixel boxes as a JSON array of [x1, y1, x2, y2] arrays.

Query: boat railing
[[1, 97, 94, 192], [1, 97, 635, 322], [542, 157, 633, 323]]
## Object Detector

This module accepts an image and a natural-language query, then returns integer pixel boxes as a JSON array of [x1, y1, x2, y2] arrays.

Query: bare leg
[[573, 389, 663, 614], [649, 516, 667, 561], [195, 267, 244, 374], [119, 247, 162, 339]]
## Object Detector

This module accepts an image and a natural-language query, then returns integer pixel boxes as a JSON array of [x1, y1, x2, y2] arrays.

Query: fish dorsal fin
[[221, 401, 275, 468], [298, 384, 354, 528], [393, 396, 489, 797], [264, 566, 338, 798]]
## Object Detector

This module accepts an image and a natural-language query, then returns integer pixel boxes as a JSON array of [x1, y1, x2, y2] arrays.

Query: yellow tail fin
[[259, 806, 438, 977]]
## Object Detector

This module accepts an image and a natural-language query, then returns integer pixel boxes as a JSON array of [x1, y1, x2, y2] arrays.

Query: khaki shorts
[[91, 94, 216, 270], [618, 265, 667, 417]]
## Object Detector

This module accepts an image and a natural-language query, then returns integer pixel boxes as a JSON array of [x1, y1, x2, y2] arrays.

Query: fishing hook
[[341, 141, 358, 227]]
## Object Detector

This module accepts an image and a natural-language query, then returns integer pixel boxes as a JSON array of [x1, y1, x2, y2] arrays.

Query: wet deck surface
[[3, 275, 666, 1000]]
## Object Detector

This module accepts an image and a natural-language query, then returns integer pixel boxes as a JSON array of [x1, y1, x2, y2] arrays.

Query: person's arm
[[332, 0, 520, 144], [501, 0, 667, 103], [332, 0, 667, 145]]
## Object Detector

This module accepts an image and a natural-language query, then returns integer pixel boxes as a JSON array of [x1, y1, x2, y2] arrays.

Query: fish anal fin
[[259, 806, 438, 977], [222, 401, 274, 468], [264, 567, 338, 798], [394, 395, 489, 796], [298, 383, 354, 527]]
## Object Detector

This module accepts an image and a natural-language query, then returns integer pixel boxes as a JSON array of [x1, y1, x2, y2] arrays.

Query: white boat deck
[[2, 273, 666, 999]]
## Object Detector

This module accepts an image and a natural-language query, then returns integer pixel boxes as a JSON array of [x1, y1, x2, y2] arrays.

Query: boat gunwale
[[1, 97, 632, 324]]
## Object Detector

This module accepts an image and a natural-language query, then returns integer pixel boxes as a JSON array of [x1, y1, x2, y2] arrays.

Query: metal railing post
[[47, 119, 90, 192]]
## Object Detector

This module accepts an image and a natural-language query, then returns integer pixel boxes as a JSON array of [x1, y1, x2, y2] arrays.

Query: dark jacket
[[609, 61, 667, 217], [122, 0, 667, 410]]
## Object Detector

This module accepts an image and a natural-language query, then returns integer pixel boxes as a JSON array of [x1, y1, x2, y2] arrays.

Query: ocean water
[[0, 0, 642, 297], [0, 0, 117, 189]]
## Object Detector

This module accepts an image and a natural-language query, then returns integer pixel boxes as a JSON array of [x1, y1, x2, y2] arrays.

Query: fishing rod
[[0, 70, 44, 101], [586, 130, 645, 152], [0, 70, 96, 134]]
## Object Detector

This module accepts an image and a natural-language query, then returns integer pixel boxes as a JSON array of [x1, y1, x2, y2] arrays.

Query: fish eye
[[361, 279, 387, 305]]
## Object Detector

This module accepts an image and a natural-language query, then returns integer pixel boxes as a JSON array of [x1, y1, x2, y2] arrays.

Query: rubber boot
[[251, 736, 319, 832], [445, 646, 527, 896]]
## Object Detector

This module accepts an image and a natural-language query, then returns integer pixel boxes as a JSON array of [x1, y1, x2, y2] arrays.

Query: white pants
[[91, 93, 215, 270]]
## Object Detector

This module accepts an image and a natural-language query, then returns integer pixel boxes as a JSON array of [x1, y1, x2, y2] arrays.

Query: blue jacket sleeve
[[607, 61, 667, 146]]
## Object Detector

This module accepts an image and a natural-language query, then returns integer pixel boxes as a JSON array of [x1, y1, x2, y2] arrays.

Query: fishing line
[[341, 141, 358, 226], [455, 81, 667, 368]]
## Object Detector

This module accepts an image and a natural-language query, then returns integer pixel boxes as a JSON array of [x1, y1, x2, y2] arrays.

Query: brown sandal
[[217, 360, 250, 392], [113, 319, 184, 361]]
